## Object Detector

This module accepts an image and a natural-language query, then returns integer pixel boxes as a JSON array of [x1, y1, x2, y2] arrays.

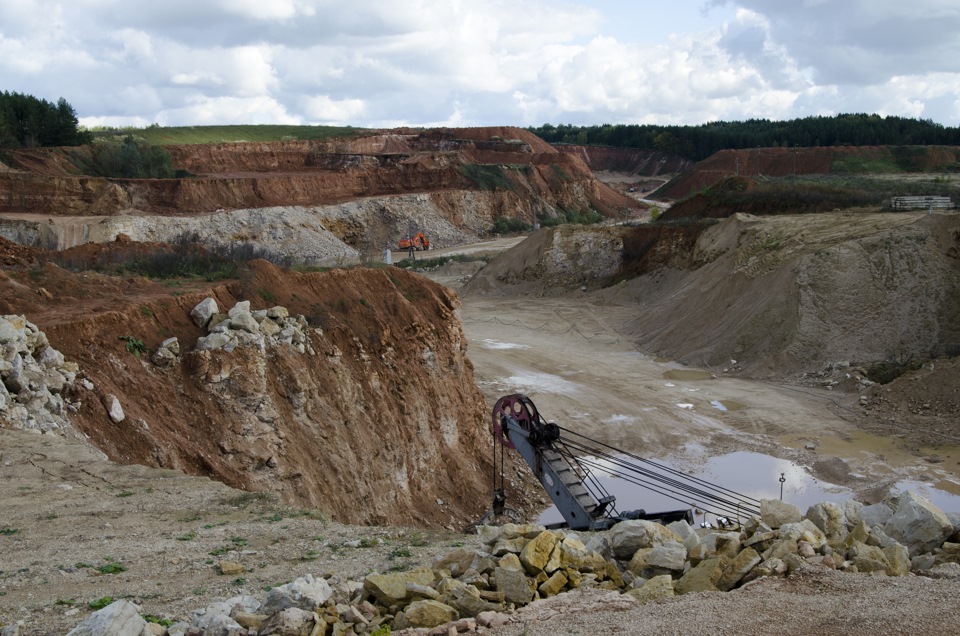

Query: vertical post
[[779, 472, 786, 500]]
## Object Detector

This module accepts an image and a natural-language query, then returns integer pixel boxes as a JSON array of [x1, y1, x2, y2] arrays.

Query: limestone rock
[[844, 500, 864, 527], [667, 519, 700, 552], [645, 541, 688, 572], [393, 600, 458, 630], [675, 557, 729, 595], [363, 568, 433, 605], [860, 502, 894, 529], [104, 394, 125, 423], [806, 502, 848, 541], [217, 561, 245, 575], [191, 298, 219, 328], [264, 574, 333, 612], [65, 600, 146, 636], [257, 607, 315, 636], [717, 548, 761, 591], [884, 491, 953, 556], [607, 520, 681, 559], [761, 499, 802, 528], [883, 544, 911, 576], [778, 519, 827, 550], [520, 530, 559, 575], [848, 541, 890, 573], [538, 571, 568, 597], [494, 567, 534, 605], [624, 574, 675, 603]]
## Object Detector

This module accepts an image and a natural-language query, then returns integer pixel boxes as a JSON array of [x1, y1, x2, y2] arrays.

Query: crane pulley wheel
[[491, 393, 541, 450]]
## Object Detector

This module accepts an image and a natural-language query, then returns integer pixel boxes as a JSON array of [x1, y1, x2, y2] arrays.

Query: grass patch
[[88, 596, 115, 610], [90, 124, 364, 146], [221, 491, 273, 508], [96, 563, 127, 575], [458, 163, 514, 191]]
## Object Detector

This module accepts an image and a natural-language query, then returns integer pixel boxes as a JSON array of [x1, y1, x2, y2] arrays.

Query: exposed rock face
[[40, 261, 502, 528], [471, 212, 960, 377], [0, 314, 79, 431], [0, 127, 640, 260]]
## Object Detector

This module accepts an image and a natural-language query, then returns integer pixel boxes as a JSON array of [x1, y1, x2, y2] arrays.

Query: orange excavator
[[397, 232, 430, 251]]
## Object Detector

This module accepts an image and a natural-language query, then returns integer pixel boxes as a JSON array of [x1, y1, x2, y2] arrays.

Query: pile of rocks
[[188, 299, 315, 355], [0, 315, 80, 431], [61, 491, 960, 636]]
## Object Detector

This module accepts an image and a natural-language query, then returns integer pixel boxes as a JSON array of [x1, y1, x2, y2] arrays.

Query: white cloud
[[0, 0, 956, 128]]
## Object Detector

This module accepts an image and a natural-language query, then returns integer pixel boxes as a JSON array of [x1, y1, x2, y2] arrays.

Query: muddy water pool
[[538, 448, 960, 526]]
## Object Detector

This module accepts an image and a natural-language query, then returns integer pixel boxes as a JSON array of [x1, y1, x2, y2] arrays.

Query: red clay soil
[[1, 257, 541, 528], [1, 127, 639, 218], [655, 145, 960, 201]]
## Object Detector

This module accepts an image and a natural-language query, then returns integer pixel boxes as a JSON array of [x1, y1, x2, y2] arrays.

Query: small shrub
[[492, 217, 531, 234], [388, 547, 412, 559], [118, 335, 146, 358], [88, 596, 115, 610], [97, 563, 127, 575], [143, 616, 174, 627], [0, 527, 18, 536]]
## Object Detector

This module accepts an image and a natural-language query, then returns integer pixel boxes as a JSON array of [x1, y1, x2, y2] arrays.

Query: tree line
[[0, 91, 92, 148], [528, 114, 960, 161]]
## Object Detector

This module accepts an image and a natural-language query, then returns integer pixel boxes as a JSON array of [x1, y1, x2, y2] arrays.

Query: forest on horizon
[[528, 114, 960, 161]]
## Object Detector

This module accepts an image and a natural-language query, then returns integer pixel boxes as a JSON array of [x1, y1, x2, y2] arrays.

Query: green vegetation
[[540, 207, 605, 227], [67, 135, 181, 178], [529, 114, 960, 161], [96, 562, 127, 575], [0, 91, 90, 148], [667, 173, 960, 219], [143, 615, 174, 627], [388, 547, 412, 559], [458, 163, 514, 190], [48, 232, 297, 281], [0, 527, 18, 536], [118, 336, 147, 358], [492, 217, 531, 233], [88, 596, 115, 610], [89, 124, 364, 145], [398, 253, 493, 271]]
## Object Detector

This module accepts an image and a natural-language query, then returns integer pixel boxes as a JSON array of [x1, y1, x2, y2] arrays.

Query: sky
[[1, 0, 959, 130]]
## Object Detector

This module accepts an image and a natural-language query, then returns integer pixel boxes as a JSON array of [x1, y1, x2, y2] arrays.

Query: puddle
[[538, 450, 960, 526], [497, 372, 580, 394], [662, 369, 714, 381], [481, 339, 530, 350], [654, 357, 672, 363], [779, 433, 960, 472], [711, 399, 746, 412]]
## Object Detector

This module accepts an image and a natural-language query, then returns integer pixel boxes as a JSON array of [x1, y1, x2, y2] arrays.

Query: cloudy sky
[[2, 0, 959, 129]]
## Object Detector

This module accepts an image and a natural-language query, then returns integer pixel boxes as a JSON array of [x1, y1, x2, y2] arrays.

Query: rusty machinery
[[482, 394, 761, 530]]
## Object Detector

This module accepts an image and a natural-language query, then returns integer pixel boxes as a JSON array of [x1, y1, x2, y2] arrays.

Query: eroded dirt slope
[[0, 258, 540, 528], [465, 212, 960, 380]]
